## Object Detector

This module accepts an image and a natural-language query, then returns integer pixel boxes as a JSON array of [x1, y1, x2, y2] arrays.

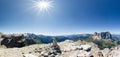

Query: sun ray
[[30, 0, 53, 15]]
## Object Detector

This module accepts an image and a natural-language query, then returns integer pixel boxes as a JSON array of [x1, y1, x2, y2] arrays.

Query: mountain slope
[[24, 33, 92, 43]]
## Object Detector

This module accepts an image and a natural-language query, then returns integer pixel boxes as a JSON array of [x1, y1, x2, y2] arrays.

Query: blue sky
[[0, 0, 120, 35]]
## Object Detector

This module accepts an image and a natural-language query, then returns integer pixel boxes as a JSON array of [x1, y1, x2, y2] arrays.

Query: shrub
[[84, 38, 94, 42], [33, 38, 42, 44], [93, 40, 117, 50], [75, 37, 118, 50]]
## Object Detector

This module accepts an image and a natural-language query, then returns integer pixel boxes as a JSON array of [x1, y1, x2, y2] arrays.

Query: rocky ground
[[0, 40, 119, 57]]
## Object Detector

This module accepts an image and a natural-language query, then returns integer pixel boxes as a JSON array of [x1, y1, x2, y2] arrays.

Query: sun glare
[[32, 0, 53, 14], [38, 1, 49, 9]]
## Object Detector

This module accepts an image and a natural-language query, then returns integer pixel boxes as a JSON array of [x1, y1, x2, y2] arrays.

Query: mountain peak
[[93, 32, 112, 40]]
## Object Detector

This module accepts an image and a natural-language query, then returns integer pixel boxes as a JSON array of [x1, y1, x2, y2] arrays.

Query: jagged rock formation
[[51, 38, 61, 53], [93, 32, 112, 40], [51, 38, 59, 47], [0, 34, 36, 48], [51, 38, 61, 51]]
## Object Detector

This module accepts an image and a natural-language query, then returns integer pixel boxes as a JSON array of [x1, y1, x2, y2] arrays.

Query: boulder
[[80, 45, 91, 51]]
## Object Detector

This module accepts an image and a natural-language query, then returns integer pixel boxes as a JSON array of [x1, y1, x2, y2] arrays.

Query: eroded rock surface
[[0, 40, 119, 57], [93, 32, 112, 40], [0, 34, 36, 48]]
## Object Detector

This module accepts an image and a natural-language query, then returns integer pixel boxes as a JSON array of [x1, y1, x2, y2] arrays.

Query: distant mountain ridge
[[1, 32, 120, 44], [24, 32, 120, 43], [112, 34, 120, 38], [24, 33, 92, 43]]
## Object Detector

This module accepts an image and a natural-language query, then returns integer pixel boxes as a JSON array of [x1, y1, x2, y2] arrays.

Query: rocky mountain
[[25, 32, 120, 42], [0, 33, 92, 48], [24, 33, 69, 43], [0, 39, 119, 57], [24, 33, 92, 43], [93, 32, 112, 40], [0, 32, 120, 48], [0, 32, 120, 57]]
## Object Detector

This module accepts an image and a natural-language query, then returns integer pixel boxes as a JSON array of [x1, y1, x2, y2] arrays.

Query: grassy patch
[[75, 37, 118, 50], [33, 38, 42, 44]]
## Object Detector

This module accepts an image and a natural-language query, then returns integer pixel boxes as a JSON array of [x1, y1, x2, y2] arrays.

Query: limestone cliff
[[93, 32, 112, 40]]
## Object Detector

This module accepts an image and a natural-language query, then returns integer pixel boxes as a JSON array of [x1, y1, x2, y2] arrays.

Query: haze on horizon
[[0, 0, 120, 35]]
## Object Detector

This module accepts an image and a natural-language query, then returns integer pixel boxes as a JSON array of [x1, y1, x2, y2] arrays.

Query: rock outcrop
[[0, 34, 36, 48], [106, 46, 120, 57], [23, 38, 62, 57], [93, 32, 112, 40]]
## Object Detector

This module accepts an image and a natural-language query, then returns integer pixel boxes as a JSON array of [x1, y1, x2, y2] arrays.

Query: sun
[[36, 0, 52, 11], [32, 0, 53, 14], [37, 1, 50, 9]]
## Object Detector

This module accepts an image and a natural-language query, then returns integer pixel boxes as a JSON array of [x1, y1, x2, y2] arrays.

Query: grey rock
[[98, 52, 104, 57], [93, 32, 112, 40], [51, 38, 61, 54], [1, 34, 36, 48]]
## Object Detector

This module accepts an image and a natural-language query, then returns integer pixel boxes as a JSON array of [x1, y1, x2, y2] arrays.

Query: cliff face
[[93, 32, 112, 40], [0, 34, 36, 48]]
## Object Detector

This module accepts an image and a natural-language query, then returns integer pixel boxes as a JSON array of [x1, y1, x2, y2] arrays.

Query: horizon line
[[1, 31, 120, 36]]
